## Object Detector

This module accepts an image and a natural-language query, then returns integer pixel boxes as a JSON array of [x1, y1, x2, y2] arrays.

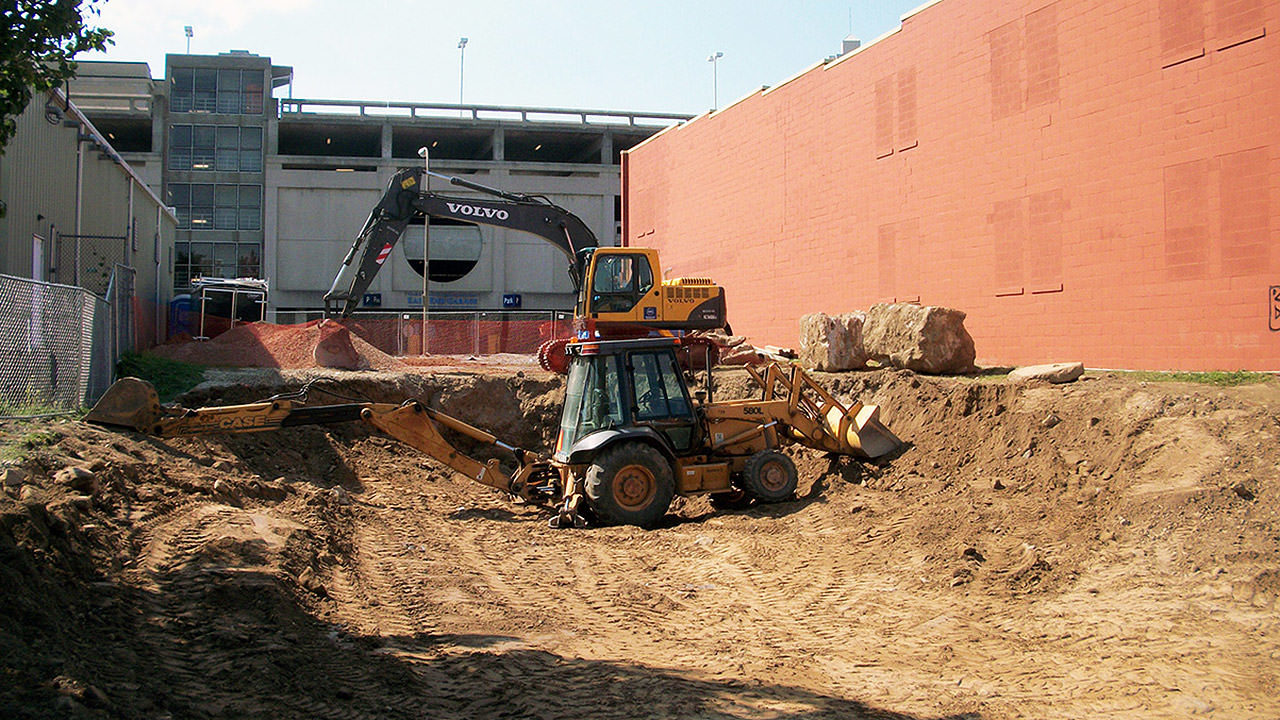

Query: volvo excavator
[[323, 166, 728, 372], [85, 337, 901, 528]]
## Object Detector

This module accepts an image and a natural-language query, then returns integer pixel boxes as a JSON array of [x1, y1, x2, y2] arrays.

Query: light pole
[[707, 51, 723, 110], [457, 37, 468, 107], [184, 26, 193, 54]]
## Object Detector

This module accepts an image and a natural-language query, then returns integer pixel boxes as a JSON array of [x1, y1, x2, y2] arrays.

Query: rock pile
[[798, 303, 976, 375]]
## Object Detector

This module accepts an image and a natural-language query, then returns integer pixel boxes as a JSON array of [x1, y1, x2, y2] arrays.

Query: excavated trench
[[1, 365, 1278, 719]]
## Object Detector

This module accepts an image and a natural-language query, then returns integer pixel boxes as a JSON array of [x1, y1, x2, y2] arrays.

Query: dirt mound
[[151, 320, 404, 371], [1, 368, 1277, 718]]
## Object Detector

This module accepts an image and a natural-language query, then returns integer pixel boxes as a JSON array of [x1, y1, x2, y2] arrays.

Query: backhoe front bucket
[[84, 377, 165, 433], [748, 363, 902, 460], [824, 402, 901, 460]]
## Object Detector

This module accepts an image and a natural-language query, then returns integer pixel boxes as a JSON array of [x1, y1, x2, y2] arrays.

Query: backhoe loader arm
[[323, 167, 599, 317], [84, 378, 554, 501]]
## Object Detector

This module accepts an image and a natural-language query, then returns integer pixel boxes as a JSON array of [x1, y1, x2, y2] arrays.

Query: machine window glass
[[632, 353, 671, 419], [559, 354, 625, 451], [591, 254, 654, 313], [632, 351, 692, 420]]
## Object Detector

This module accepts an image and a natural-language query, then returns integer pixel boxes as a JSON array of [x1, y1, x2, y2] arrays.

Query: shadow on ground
[[0, 545, 981, 720]]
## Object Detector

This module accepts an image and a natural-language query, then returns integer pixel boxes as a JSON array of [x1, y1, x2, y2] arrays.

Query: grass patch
[[1117, 369, 1274, 387], [0, 428, 60, 463], [117, 352, 207, 402]]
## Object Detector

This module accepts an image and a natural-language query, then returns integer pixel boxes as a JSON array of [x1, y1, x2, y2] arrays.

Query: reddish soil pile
[[152, 320, 404, 371]]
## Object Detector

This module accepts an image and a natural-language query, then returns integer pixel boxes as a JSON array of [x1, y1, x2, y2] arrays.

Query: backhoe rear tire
[[742, 450, 798, 503], [584, 443, 674, 528]]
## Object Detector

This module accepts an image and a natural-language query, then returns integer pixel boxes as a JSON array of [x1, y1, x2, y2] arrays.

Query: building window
[[168, 183, 262, 230], [171, 68, 264, 114], [169, 125, 263, 172], [175, 241, 261, 288]]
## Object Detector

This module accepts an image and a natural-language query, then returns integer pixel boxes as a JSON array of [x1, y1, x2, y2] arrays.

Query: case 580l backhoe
[[86, 338, 900, 528], [322, 166, 729, 372]]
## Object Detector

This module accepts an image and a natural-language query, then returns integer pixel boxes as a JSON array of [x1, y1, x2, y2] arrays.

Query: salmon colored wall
[[623, 0, 1280, 371]]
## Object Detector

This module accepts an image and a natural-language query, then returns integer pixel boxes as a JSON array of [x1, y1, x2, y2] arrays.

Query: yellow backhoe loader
[[86, 338, 900, 528]]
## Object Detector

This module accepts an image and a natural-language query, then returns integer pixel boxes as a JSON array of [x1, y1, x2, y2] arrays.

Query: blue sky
[[84, 0, 927, 114]]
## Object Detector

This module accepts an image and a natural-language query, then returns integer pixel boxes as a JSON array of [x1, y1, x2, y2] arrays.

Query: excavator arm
[[84, 378, 557, 501], [324, 167, 599, 317]]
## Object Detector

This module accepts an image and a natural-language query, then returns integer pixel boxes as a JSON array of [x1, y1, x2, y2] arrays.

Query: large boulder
[[798, 312, 867, 371], [862, 303, 976, 374]]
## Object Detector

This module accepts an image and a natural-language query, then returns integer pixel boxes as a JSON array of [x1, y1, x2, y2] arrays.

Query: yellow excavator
[[85, 337, 900, 528], [323, 167, 728, 372]]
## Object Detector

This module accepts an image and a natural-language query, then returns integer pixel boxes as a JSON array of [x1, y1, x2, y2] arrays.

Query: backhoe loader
[[85, 338, 900, 528], [323, 166, 728, 372]]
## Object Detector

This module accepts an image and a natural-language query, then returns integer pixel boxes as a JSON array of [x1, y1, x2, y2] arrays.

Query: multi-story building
[[71, 51, 687, 322]]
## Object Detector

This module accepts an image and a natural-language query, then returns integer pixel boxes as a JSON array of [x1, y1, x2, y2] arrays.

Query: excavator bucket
[[84, 377, 165, 433]]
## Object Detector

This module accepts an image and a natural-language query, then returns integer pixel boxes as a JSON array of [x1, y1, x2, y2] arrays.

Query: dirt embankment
[[1, 367, 1277, 719]]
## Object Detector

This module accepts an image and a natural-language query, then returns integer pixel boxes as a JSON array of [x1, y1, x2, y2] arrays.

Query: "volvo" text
[[446, 202, 509, 220]]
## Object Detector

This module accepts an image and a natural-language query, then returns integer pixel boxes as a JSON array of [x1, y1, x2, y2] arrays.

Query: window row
[[169, 125, 263, 172], [175, 241, 261, 288], [168, 183, 262, 230], [170, 68, 264, 114]]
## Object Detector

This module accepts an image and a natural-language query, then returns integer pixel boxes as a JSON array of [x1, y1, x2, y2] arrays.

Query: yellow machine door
[[588, 251, 659, 322]]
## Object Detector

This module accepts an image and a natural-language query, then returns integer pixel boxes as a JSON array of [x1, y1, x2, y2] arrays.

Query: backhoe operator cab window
[[559, 353, 625, 453], [629, 351, 695, 451], [591, 253, 653, 314]]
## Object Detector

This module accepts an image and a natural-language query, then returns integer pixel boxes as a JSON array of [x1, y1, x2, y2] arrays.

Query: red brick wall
[[623, 0, 1280, 371]]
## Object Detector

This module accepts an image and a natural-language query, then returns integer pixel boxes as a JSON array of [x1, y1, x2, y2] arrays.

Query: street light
[[458, 37, 469, 108], [707, 51, 723, 111], [184, 26, 193, 54]]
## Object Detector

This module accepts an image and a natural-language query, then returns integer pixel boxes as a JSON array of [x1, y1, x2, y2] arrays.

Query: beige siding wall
[[0, 90, 177, 346]]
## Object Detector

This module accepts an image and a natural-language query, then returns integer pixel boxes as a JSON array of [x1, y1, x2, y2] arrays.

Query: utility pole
[[707, 51, 723, 110], [458, 37, 469, 107]]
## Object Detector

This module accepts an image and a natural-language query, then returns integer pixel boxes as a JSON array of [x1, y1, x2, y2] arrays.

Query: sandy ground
[[1, 365, 1278, 719]]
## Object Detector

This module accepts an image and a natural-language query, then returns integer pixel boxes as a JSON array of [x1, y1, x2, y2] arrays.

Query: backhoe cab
[[85, 338, 899, 529]]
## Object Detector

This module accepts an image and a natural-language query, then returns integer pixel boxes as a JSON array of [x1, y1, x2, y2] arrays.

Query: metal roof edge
[[49, 87, 178, 223]]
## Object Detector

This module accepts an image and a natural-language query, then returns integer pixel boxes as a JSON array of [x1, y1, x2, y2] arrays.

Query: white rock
[[1009, 362, 1085, 384]]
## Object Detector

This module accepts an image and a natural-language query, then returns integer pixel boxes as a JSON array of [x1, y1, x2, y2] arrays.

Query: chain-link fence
[[273, 310, 575, 357], [54, 234, 129, 296], [0, 271, 134, 415]]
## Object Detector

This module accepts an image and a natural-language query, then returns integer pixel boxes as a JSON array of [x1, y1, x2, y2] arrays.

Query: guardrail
[[278, 98, 690, 127]]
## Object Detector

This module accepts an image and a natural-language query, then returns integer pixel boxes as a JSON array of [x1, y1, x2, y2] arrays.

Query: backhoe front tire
[[584, 443, 674, 528], [742, 450, 798, 503]]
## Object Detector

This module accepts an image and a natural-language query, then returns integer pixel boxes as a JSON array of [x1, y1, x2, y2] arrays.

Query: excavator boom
[[324, 167, 599, 317]]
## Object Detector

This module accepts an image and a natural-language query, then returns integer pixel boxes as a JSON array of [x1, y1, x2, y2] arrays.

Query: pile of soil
[[0, 367, 1277, 718], [151, 320, 404, 371]]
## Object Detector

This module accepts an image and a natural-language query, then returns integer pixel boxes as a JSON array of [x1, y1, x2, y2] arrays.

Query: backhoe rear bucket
[[84, 377, 165, 433]]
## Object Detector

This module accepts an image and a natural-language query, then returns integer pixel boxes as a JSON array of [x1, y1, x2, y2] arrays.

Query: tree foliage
[[0, 0, 113, 154]]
